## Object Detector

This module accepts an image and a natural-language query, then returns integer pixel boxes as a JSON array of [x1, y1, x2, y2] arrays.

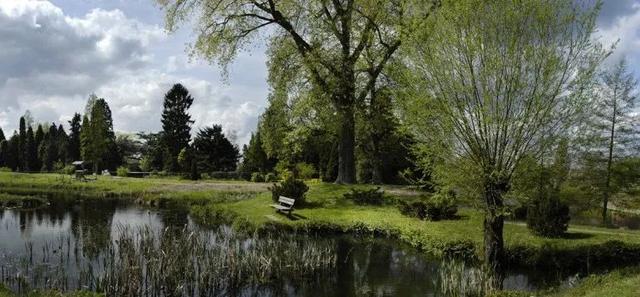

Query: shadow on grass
[[274, 211, 308, 221], [561, 232, 594, 240]]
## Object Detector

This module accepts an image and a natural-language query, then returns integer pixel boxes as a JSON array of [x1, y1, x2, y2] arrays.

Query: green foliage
[[0, 167, 11, 172], [61, 165, 75, 175], [189, 160, 201, 181], [250, 172, 265, 183], [116, 166, 129, 177], [269, 176, 309, 206], [527, 195, 570, 238], [161, 84, 194, 172], [193, 125, 239, 172], [80, 96, 119, 172], [343, 187, 385, 205], [295, 162, 316, 179], [239, 131, 275, 180], [177, 147, 191, 172], [264, 173, 278, 182], [398, 192, 457, 221]]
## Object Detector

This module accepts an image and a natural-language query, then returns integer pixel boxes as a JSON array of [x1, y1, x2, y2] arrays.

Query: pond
[[0, 199, 570, 296]]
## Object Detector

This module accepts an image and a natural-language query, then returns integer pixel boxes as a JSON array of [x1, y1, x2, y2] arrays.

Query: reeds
[[1, 225, 336, 296]]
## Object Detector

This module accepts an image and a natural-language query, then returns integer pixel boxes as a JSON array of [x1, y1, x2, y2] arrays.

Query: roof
[[72, 161, 84, 165]]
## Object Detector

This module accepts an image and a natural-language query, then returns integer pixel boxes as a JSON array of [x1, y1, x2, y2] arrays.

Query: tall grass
[[2, 226, 336, 296]]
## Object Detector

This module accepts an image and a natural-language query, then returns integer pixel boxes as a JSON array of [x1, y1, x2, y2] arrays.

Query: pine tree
[[26, 126, 37, 172], [18, 117, 26, 171], [7, 133, 19, 171], [0, 140, 8, 168], [161, 83, 194, 172], [34, 125, 44, 171], [68, 113, 82, 162], [192, 125, 239, 172], [0, 127, 5, 142]]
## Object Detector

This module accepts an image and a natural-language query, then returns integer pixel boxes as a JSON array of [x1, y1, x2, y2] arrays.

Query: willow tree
[[401, 0, 605, 288], [156, 0, 438, 184]]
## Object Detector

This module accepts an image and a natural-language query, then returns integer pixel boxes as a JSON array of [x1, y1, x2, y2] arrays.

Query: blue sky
[[0, 0, 638, 145]]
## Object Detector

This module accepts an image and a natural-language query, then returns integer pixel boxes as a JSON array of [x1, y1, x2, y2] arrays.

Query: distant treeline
[[0, 83, 239, 175]]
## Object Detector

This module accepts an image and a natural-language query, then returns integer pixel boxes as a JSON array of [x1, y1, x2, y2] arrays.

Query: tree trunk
[[335, 106, 356, 184], [603, 91, 617, 225], [483, 178, 507, 290]]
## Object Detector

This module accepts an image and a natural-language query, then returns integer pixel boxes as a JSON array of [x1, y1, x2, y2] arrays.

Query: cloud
[[0, 0, 269, 146], [596, 1, 640, 68]]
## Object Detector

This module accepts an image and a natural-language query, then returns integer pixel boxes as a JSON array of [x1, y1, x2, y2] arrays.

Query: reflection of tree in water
[[158, 206, 190, 228], [69, 200, 117, 258]]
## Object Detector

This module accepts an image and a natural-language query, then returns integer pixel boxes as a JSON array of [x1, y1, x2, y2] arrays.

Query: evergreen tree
[[34, 125, 44, 171], [7, 133, 19, 171], [240, 131, 275, 176], [161, 83, 194, 172], [83, 98, 119, 172], [68, 113, 82, 161], [57, 124, 69, 166], [18, 117, 26, 171], [192, 125, 239, 172], [26, 126, 37, 172], [80, 115, 91, 163], [0, 127, 5, 142], [0, 140, 8, 168]]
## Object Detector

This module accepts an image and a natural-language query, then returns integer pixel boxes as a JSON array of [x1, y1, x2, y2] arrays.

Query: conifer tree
[[160, 83, 194, 172]]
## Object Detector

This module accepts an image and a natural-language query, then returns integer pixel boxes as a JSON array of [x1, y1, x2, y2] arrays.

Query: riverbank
[[2, 172, 640, 296]]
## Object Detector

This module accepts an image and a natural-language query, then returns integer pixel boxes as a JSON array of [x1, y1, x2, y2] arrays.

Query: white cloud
[[0, 0, 269, 146], [597, 3, 640, 67]]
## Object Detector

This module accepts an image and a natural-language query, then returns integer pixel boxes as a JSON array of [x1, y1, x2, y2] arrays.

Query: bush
[[116, 166, 129, 177], [527, 195, 570, 237], [0, 167, 11, 172], [61, 165, 75, 175], [343, 187, 385, 205], [251, 172, 265, 182], [269, 175, 309, 206], [189, 161, 201, 181], [398, 192, 458, 221], [264, 172, 278, 182], [295, 162, 317, 179]]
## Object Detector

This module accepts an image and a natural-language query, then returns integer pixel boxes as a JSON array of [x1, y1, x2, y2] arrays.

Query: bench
[[270, 196, 296, 215]]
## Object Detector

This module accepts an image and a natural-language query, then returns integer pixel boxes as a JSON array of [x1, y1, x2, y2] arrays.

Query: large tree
[[81, 98, 118, 172], [18, 117, 26, 171], [0, 127, 5, 142], [160, 83, 194, 172], [583, 59, 638, 224], [193, 125, 240, 172], [68, 113, 83, 162], [401, 0, 604, 288], [156, 0, 437, 183]]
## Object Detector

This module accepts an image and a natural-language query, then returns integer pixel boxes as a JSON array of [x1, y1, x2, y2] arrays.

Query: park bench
[[271, 196, 295, 216]]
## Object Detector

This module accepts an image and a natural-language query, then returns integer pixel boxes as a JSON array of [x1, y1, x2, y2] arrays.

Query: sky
[[0, 0, 639, 146]]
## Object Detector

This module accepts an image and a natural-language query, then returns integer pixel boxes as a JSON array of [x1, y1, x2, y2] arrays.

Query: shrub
[[0, 167, 11, 172], [343, 187, 385, 205], [264, 172, 278, 182], [251, 172, 265, 182], [527, 195, 570, 237], [295, 162, 317, 179], [269, 175, 309, 206], [61, 165, 75, 175], [397, 192, 458, 221], [116, 166, 129, 177], [189, 161, 201, 181]]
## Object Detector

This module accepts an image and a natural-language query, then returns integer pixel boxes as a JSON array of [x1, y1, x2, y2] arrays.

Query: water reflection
[[0, 200, 565, 296]]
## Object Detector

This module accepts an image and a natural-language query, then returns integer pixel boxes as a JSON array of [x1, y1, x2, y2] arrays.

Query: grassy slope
[[545, 268, 640, 297]]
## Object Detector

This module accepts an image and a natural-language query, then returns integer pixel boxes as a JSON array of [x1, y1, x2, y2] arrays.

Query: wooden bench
[[270, 196, 295, 215]]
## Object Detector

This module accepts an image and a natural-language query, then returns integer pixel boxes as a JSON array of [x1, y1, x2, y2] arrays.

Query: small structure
[[72, 161, 96, 181], [270, 196, 296, 216]]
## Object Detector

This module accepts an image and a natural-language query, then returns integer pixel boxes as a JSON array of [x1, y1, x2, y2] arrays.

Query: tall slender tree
[[68, 113, 82, 162], [18, 117, 26, 171], [160, 83, 194, 172], [401, 0, 604, 288], [25, 126, 37, 171], [0, 127, 5, 142], [583, 59, 639, 224], [0, 140, 8, 168], [156, 0, 438, 184]]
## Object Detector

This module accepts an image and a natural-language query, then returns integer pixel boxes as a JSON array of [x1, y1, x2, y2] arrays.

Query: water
[[0, 200, 566, 296]]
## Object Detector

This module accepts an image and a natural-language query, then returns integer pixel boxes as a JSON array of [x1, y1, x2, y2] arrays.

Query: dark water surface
[[0, 200, 568, 296]]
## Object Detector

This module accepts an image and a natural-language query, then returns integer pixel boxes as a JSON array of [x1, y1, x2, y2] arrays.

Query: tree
[[0, 127, 5, 142], [157, 0, 438, 184], [583, 59, 638, 224], [18, 117, 26, 171], [192, 125, 239, 172], [68, 113, 82, 161], [240, 131, 275, 178], [401, 0, 604, 288], [0, 140, 7, 168], [160, 83, 194, 172], [138, 132, 165, 171], [81, 98, 119, 172], [25, 126, 37, 172], [6, 133, 19, 171]]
